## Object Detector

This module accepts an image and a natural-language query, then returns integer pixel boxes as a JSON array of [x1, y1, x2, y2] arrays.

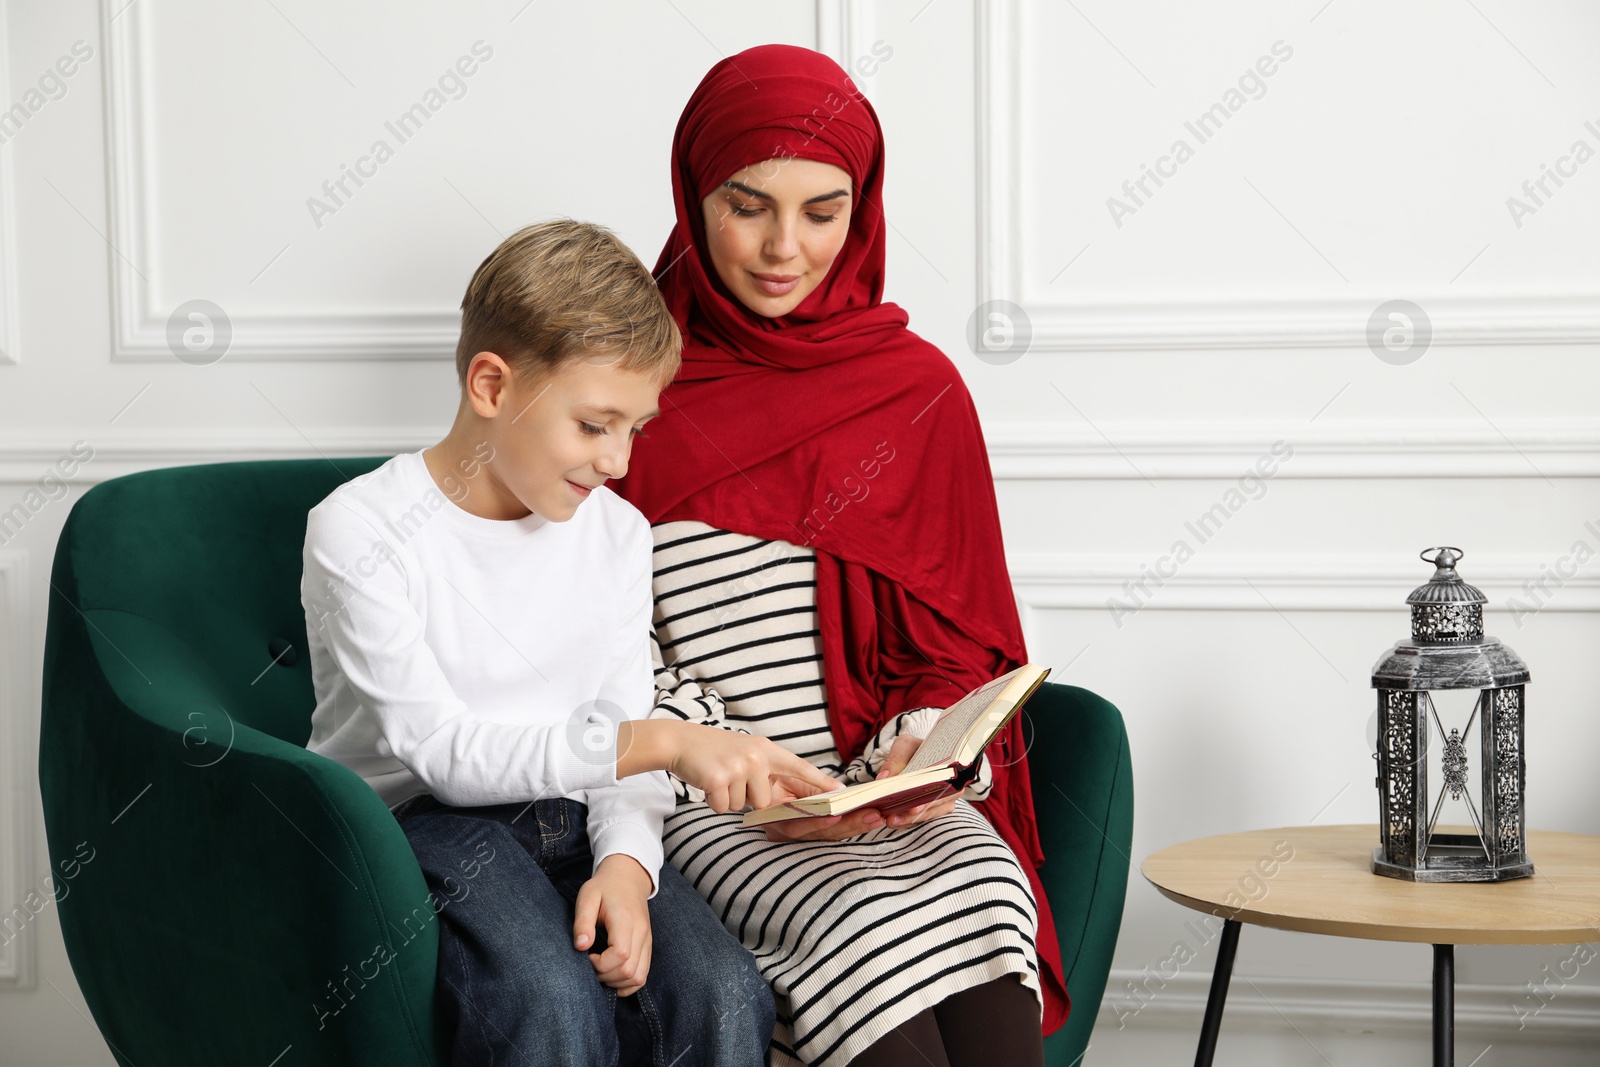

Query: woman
[[614, 44, 1069, 1067]]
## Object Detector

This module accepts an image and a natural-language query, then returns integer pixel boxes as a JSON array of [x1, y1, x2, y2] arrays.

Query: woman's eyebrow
[[723, 181, 773, 201], [723, 180, 850, 205]]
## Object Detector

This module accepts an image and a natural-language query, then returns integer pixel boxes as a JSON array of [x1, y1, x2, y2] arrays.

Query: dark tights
[[844, 975, 1045, 1067]]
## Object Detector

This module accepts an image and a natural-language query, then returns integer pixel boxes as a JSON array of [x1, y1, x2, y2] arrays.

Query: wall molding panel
[[3, 416, 1598, 482], [100, 1, 464, 363], [984, 418, 1600, 480], [816, 0, 875, 76], [100, 0, 865, 365], [0, 0, 22, 367], [0, 549, 35, 988], [973, 0, 1600, 353], [1009, 551, 1600, 615], [1098, 968, 1600, 1041]]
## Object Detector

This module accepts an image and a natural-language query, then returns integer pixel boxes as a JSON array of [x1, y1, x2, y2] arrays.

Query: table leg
[[1194, 918, 1241, 1067], [1433, 943, 1454, 1067]]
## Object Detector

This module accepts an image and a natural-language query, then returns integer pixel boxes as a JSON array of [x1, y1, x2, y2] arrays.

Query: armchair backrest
[[53, 456, 387, 745]]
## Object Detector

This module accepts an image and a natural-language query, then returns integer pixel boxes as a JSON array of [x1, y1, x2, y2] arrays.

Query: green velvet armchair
[[39, 458, 1133, 1065]]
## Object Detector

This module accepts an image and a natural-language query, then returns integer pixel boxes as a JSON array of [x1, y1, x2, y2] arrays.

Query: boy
[[301, 220, 837, 1065]]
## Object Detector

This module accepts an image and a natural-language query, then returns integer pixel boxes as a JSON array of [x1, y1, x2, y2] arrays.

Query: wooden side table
[[1142, 825, 1600, 1067]]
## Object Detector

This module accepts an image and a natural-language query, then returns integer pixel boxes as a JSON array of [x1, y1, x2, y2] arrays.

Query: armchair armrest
[[1025, 682, 1135, 1064], [40, 604, 447, 1066]]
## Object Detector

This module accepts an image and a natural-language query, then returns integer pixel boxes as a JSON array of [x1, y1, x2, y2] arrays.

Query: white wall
[[3, 1, 1598, 1063]]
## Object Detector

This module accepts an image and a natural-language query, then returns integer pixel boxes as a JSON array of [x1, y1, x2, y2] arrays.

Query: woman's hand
[[762, 805, 885, 842], [872, 734, 958, 829]]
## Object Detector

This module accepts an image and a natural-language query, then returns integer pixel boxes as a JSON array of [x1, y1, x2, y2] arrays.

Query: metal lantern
[[1371, 547, 1532, 882]]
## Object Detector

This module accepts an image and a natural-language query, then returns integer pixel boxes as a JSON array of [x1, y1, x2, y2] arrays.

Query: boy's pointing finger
[[776, 750, 841, 793]]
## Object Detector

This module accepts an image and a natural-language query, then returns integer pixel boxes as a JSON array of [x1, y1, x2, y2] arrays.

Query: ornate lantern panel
[[1371, 547, 1531, 882]]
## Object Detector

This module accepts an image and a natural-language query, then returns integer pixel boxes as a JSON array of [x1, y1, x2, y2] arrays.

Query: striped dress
[[648, 520, 1041, 1067]]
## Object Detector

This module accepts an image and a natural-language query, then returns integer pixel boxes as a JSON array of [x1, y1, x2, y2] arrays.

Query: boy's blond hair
[[455, 219, 681, 389]]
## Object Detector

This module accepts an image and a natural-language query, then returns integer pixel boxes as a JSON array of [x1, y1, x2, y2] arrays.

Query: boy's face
[[471, 351, 661, 523]]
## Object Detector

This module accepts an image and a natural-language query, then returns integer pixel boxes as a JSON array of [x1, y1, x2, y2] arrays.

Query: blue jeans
[[395, 793, 773, 1066]]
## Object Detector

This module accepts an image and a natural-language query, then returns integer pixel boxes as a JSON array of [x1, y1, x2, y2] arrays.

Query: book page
[[901, 667, 1027, 774]]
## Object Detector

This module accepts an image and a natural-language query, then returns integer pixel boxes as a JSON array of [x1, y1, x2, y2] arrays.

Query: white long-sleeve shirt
[[301, 448, 673, 895]]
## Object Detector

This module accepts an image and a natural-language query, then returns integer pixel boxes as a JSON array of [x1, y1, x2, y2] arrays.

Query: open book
[[741, 663, 1051, 827]]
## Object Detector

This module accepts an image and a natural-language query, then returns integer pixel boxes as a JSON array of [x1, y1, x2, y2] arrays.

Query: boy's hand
[[573, 855, 654, 997], [665, 727, 841, 814]]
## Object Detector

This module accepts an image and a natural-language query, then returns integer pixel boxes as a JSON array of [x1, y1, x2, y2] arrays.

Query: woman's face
[[700, 157, 854, 318]]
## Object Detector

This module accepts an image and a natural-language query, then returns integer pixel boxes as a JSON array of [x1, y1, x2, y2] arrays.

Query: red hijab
[[615, 43, 1069, 1032]]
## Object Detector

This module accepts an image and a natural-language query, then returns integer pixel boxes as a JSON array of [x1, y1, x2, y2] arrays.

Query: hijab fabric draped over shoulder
[[614, 43, 1069, 1032]]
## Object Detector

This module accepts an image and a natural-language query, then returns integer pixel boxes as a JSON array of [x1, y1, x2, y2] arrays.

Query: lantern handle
[[1420, 546, 1464, 569]]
